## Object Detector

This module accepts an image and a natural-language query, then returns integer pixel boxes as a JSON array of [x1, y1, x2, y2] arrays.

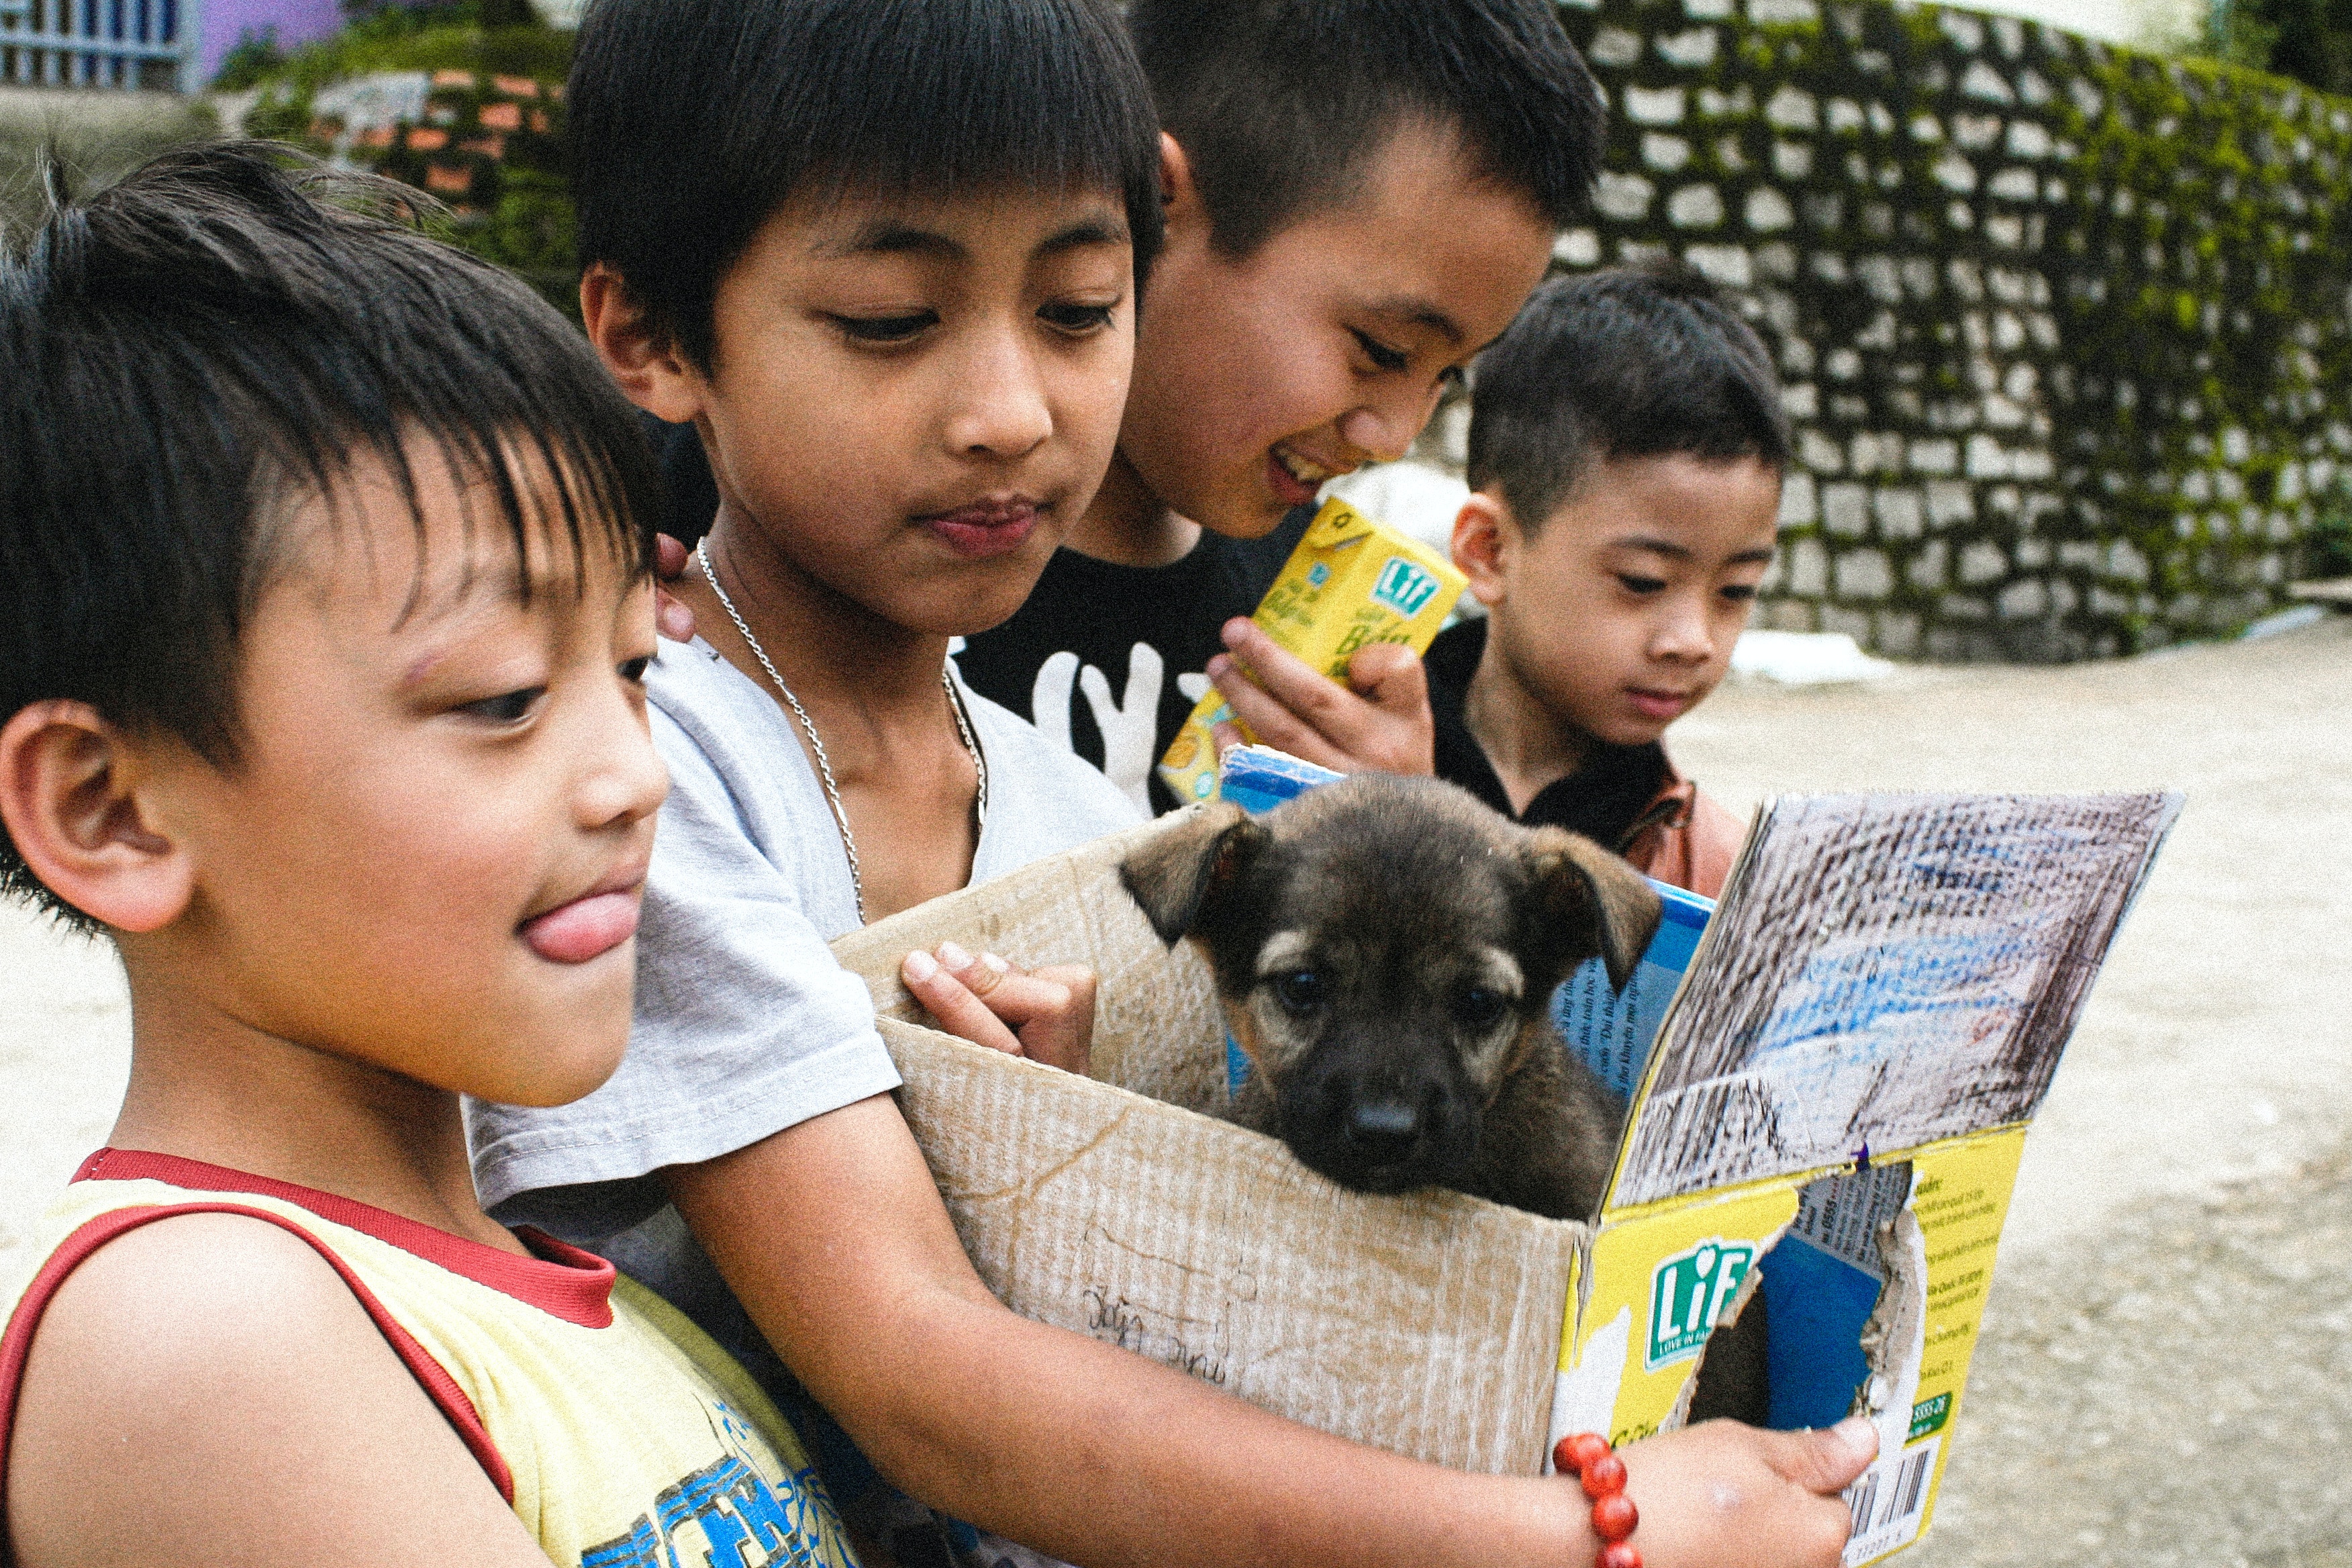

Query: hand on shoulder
[[6, 1210, 546, 1568]]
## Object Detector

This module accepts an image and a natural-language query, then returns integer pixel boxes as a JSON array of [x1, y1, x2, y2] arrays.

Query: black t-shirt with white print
[[955, 507, 1312, 818], [645, 416, 1310, 819]]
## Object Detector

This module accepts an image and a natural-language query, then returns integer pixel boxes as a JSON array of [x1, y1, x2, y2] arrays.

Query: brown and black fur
[[1119, 775, 1656, 1223], [1121, 773, 1769, 1424]]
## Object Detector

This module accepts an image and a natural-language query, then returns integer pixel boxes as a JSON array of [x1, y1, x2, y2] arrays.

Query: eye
[[1454, 986, 1510, 1032], [1272, 971, 1325, 1016], [457, 687, 544, 725], [831, 311, 938, 344], [1040, 299, 1118, 334], [1616, 574, 1667, 595], [619, 655, 652, 683], [1719, 583, 1759, 603], [1350, 328, 1408, 374]]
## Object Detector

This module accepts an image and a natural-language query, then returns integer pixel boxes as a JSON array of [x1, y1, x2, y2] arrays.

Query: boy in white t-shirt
[[469, 7, 1880, 1568]]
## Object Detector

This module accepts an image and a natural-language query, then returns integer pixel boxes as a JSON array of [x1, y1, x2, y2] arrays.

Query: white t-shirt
[[466, 632, 1140, 1281]]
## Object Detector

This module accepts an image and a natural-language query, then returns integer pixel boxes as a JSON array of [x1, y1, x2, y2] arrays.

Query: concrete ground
[[1, 614, 2346, 1563]]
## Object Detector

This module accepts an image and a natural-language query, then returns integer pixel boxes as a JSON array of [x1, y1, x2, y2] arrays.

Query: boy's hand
[[1618, 1417, 1878, 1568], [901, 943, 1096, 1075], [652, 532, 699, 642], [1206, 618, 1434, 777]]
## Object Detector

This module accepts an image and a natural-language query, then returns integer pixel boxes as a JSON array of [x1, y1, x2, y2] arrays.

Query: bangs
[[571, 0, 1164, 371]]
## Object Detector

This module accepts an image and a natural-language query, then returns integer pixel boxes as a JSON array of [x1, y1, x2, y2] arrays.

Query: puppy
[[1120, 774, 1770, 1426], [1118, 773, 1656, 1223]]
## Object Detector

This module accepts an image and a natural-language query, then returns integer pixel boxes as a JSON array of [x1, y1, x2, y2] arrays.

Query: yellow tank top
[[1, 1149, 860, 1568]]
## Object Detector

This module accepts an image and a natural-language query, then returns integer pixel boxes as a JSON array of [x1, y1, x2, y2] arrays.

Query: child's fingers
[[899, 948, 1022, 1055], [1763, 1416, 1878, 1494], [1208, 620, 1434, 776], [1216, 621, 1350, 725], [905, 947, 1097, 1075], [654, 585, 698, 643], [653, 532, 691, 581], [1618, 1418, 1870, 1568]]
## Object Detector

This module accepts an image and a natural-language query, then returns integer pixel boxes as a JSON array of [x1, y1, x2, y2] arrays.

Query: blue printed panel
[[1552, 885, 1713, 1101]]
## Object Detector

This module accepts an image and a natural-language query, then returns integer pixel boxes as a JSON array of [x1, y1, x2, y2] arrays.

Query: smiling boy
[[1434, 262, 1789, 898], [952, 0, 1604, 814], [0, 146, 856, 1568]]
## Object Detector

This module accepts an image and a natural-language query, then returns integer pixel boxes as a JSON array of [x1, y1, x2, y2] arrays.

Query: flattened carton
[[832, 786, 2179, 1563]]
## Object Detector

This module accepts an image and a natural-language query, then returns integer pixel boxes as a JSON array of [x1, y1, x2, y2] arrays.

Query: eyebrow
[[1362, 293, 1468, 349], [1609, 535, 1779, 566], [1036, 215, 1131, 258], [824, 213, 1132, 265], [826, 222, 968, 262]]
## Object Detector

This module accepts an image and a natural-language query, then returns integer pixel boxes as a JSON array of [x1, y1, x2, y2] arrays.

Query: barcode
[[1841, 1437, 1941, 1565]]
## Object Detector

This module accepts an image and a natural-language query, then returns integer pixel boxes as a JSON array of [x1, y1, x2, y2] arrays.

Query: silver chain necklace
[[695, 538, 987, 924]]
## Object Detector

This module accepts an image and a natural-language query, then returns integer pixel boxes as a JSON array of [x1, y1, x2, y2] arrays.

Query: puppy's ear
[[1524, 828, 1663, 991], [1118, 801, 1265, 946]]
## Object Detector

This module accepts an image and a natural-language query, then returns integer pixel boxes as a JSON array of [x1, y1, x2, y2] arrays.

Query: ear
[[0, 701, 195, 934], [1523, 827, 1662, 991], [1158, 131, 1206, 241], [580, 262, 705, 426], [1452, 489, 1514, 610], [1118, 801, 1265, 946]]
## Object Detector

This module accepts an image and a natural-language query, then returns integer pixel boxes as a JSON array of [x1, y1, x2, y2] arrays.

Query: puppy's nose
[[1344, 1097, 1424, 1161]]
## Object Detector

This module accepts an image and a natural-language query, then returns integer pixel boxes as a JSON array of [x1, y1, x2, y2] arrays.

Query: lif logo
[[1370, 556, 1440, 617], [1646, 1238, 1757, 1368]]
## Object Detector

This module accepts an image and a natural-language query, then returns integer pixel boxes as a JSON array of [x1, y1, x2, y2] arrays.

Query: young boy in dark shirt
[[1433, 261, 1788, 897], [652, 0, 1605, 816]]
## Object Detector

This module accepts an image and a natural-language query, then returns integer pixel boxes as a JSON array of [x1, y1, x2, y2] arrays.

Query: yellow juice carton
[[1157, 495, 1466, 803]]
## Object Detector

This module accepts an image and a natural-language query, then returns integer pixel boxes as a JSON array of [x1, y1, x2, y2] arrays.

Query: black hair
[[570, 0, 1165, 373], [1128, 0, 1602, 258], [0, 142, 660, 929], [1467, 260, 1792, 530]]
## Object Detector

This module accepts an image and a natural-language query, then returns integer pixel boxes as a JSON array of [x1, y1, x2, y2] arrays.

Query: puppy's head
[[1120, 776, 1659, 1196]]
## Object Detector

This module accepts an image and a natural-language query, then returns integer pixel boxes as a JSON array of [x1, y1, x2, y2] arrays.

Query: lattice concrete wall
[[1442, 0, 2352, 658]]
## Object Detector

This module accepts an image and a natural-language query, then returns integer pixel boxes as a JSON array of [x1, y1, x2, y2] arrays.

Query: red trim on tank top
[[1, 1199, 516, 1558], [74, 1147, 614, 1328]]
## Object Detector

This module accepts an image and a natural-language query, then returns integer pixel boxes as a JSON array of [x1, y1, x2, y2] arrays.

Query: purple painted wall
[[202, 0, 346, 82]]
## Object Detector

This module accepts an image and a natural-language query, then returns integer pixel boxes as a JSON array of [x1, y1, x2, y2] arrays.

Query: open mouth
[[921, 499, 1042, 560], [1266, 446, 1342, 509]]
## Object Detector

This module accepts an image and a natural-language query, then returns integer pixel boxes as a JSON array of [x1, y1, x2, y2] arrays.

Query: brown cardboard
[[834, 821, 1583, 1474]]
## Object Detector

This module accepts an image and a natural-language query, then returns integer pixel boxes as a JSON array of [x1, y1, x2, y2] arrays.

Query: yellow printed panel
[[1855, 1126, 2028, 1563], [1157, 497, 1465, 803], [1564, 1181, 1800, 1447]]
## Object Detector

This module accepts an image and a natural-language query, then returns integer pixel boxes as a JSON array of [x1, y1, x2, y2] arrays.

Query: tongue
[[521, 891, 640, 964]]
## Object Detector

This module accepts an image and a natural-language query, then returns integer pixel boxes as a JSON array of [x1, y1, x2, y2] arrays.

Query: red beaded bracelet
[[1552, 1431, 1641, 1568]]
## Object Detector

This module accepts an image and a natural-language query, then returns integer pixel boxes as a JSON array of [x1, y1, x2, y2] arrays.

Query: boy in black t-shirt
[[654, 0, 1606, 816]]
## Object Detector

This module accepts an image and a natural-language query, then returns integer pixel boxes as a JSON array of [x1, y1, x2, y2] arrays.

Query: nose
[[1649, 591, 1718, 665], [575, 684, 670, 833], [1334, 379, 1443, 467], [942, 323, 1052, 460], [1343, 1091, 1426, 1165]]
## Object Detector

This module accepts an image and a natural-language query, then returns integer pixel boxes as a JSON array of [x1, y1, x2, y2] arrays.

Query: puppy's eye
[[1272, 971, 1325, 1016], [1454, 987, 1509, 1031]]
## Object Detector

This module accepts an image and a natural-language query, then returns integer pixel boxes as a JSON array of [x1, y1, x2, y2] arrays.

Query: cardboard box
[[832, 788, 2178, 1562]]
